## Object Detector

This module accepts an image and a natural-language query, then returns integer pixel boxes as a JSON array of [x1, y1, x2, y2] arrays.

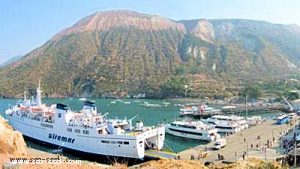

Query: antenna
[[128, 114, 139, 130], [101, 112, 109, 117], [24, 90, 27, 101]]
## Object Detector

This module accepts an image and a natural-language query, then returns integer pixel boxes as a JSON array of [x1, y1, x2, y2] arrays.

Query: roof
[[287, 148, 300, 156]]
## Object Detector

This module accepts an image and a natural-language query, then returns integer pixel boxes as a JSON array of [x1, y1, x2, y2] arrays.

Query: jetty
[[222, 105, 288, 116], [180, 103, 288, 119], [178, 118, 297, 164]]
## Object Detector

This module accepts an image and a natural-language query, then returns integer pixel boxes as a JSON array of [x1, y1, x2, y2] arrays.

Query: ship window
[[139, 141, 143, 144], [83, 130, 89, 134], [67, 128, 72, 132], [124, 141, 129, 145], [75, 129, 80, 133], [117, 141, 123, 144], [101, 140, 109, 144], [216, 126, 234, 129], [169, 128, 203, 136], [111, 141, 116, 144], [58, 113, 61, 118]]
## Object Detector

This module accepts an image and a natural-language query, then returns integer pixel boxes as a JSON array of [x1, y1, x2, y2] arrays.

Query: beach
[[178, 118, 297, 163]]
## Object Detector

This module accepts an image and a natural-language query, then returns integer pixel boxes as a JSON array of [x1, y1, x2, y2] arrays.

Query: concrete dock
[[178, 119, 297, 163]]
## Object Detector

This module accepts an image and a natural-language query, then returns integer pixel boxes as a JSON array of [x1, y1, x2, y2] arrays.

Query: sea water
[[0, 98, 284, 154]]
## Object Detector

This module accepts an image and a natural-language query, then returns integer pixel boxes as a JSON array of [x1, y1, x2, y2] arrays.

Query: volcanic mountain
[[0, 10, 300, 98]]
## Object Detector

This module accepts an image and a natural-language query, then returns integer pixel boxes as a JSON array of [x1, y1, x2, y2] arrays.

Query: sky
[[0, 0, 300, 65]]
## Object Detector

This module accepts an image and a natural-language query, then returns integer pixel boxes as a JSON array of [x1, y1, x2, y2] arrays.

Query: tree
[[160, 77, 190, 98], [285, 91, 299, 100], [242, 85, 262, 99]]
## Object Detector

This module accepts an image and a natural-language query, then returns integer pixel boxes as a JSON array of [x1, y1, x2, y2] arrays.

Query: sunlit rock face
[[0, 116, 27, 155]]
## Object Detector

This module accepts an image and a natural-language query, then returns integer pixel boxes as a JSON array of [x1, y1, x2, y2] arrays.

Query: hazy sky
[[0, 0, 299, 64]]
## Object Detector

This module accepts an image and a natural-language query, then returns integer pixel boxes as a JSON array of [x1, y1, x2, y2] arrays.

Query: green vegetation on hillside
[[1, 12, 300, 98]]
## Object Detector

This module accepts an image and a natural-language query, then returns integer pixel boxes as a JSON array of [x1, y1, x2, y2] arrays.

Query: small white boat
[[78, 97, 87, 101], [111, 99, 131, 104], [140, 102, 161, 108], [165, 120, 220, 141]]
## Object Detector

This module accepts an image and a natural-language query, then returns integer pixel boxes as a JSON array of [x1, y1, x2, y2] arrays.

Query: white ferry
[[4, 82, 165, 159], [165, 120, 220, 141], [203, 115, 248, 133]]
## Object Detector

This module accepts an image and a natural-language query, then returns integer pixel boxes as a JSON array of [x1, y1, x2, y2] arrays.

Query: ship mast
[[24, 90, 27, 101], [36, 79, 42, 107]]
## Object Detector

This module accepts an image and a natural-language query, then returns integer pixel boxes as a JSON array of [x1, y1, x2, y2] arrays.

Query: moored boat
[[165, 120, 220, 141], [179, 104, 221, 117], [179, 105, 198, 116], [203, 115, 248, 133]]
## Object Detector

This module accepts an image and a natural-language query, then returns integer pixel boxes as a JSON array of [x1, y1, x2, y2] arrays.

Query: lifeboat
[[31, 107, 42, 112], [44, 112, 54, 116], [20, 106, 28, 111]]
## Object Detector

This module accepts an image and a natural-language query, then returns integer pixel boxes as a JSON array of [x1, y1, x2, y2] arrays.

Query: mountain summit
[[1, 10, 300, 98], [52, 10, 186, 40]]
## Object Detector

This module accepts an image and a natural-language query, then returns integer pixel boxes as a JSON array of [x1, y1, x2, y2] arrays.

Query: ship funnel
[[82, 100, 97, 115], [135, 120, 144, 131]]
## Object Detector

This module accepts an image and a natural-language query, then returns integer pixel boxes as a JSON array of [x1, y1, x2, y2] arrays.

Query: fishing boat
[[4, 81, 165, 159], [165, 120, 220, 141]]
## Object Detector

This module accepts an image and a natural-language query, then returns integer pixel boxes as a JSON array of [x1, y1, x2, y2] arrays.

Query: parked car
[[213, 138, 226, 150]]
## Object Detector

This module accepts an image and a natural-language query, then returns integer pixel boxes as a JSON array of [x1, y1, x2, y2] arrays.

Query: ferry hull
[[4, 83, 165, 160], [23, 135, 152, 165], [6, 114, 164, 159]]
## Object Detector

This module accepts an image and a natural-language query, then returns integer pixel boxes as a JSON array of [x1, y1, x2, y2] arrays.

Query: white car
[[213, 138, 226, 150]]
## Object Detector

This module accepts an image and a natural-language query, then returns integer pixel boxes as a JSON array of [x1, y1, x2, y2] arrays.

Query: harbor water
[[0, 98, 283, 154]]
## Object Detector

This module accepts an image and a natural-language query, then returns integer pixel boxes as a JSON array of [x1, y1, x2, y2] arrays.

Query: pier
[[182, 105, 288, 119], [178, 119, 296, 164], [222, 105, 288, 116]]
